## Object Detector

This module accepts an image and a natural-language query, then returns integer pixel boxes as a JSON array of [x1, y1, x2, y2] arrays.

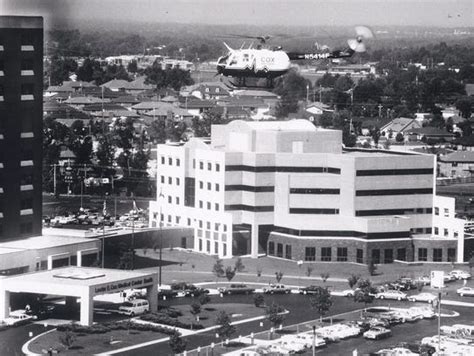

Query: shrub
[[56, 321, 177, 335], [254, 294, 265, 307], [140, 313, 204, 330]]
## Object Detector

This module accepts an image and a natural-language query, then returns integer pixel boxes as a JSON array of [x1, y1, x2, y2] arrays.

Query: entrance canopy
[[0, 266, 158, 325]]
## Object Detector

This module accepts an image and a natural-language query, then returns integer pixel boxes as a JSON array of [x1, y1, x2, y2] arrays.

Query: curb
[[22, 328, 57, 356]]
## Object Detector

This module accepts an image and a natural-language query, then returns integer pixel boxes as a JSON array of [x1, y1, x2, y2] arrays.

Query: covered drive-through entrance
[[0, 266, 158, 326]]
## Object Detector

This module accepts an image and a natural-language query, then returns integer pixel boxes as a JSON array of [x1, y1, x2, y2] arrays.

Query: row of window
[[154, 213, 228, 233], [197, 238, 227, 256], [355, 207, 433, 217], [434, 207, 450, 217], [199, 181, 220, 191], [0, 83, 35, 99], [161, 176, 181, 185], [418, 248, 456, 262], [194, 159, 220, 172], [198, 200, 220, 211], [159, 176, 221, 193], [433, 227, 459, 237], [160, 156, 181, 167], [0, 58, 35, 72]]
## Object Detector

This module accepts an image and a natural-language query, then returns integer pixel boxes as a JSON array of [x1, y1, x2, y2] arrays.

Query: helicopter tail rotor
[[347, 26, 374, 53]]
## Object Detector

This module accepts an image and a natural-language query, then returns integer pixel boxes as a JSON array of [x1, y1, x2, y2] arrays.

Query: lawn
[[29, 327, 170, 355]]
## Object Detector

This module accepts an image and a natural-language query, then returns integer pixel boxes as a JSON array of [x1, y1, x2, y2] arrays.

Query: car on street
[[395, 308, 423, 322], [407, 292, 438, 303], [278, 339, 307, 353], [375, 347, 420, 355], [280, 333, 326, 348], [414, 275, 431, 286], [299, 285, 320, 295], [171, 282, 210, 297], [262, 284, 292, 294], [218, 284, 255, 295], [118, 299, 149, 316], [3, 310, 34, 326], [456, 287, 474, 297], [408, 306, 436, 319], [443, 274, 456, 283], [158, 289, 178, 300], [363, 326, 392, 340], [375, 290, 408, 300], [449, 270, 472, 280]]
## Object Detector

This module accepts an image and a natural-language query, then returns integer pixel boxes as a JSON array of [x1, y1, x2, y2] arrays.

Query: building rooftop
[[439, 151, 474, 163], [0, 234, 99, 250], [244, 119, 317, 131]]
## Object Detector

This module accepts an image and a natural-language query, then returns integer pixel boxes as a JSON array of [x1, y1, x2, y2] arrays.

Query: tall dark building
[[0, 16, 43, 240]]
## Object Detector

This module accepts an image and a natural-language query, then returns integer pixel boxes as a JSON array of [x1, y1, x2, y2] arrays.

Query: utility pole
[[306, 85, 309, 107], [53, 164, 57, 197], [319, 85, 322, 103]]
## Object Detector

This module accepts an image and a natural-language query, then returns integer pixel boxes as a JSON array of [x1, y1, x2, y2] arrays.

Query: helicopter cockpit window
[[218, 54, 229, 64], [243, 53, 249, 62], [229, 55, 237, 65]]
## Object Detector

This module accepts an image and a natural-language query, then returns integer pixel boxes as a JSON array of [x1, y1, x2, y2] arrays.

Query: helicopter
[[216, 26, 374, 88]]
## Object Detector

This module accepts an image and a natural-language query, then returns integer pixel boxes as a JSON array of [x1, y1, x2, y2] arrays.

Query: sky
[[1, 0, 472, 28]]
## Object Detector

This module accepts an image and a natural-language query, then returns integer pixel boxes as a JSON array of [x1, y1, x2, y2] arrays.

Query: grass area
[[163, 303, 265, 328], [139, 249, 470, 288], [29, 327, 169, 355]]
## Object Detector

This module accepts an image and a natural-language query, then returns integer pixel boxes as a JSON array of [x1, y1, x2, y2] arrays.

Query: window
[[176, 178, 180, 185], [168, 196, 172, 203], [168, 177, 172, 184], [223, 225, 227, 232], [175, 197, 179, 205], [161, 156, 165, 164], [356, 249, 364, 264], [276, 243, 283, 258], [384, 249, 393, 263], [207, 202, 211, 210], [433, 248, 442, 262], [187, 218, 191, 226], [216, 163, 220, 172], [199, 161, 204, 170], [434, 227, 439, 235], [337, 247, 348, 262], [216, 183, 220, 191], [161, 175, 164, 183], [268, 241, 275, 256], [215, 203, 219, 211], [21, 83, 34, 99], [434, 207, 439, 215], [371, 249, 380, 264], [426, 227, 432, 234], [418, 248, 428, 262], [215, 223, 219, 230], [208, 162, 212, 170], [214, 242, 219, 254], [321, 247, 331, 262], [167, 215, 172, 223], [199, 220, 203, 228], [199, 239, 202, 251], [397, 248, 406, 261], [223, 243, 227, 256], [285, 245, 292, 259], [21, 58, 34, 72], [176, 158, 180, 166], [193, 159, 196, 169], [175, 216, 180, 224], [444, 228, 449, 237], [444, 208, 449, 217], [305, 247, 316, 261], [168, 157, 172, 165], [206, 221, 211, 229], [206, 240, 210, 253], [454, 231, 459, 238], [207, 182, 211, 190], [199, 181, 203, 189], [199, 200, 203, 208], [448, 248, 456, 262]]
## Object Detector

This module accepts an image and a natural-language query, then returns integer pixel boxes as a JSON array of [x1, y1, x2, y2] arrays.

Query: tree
[[95, 134, 116, 178], [216, 311, 236, 340], [59, 331, 76, 350], [144, 62, 194, 91], [47, 56, 78, 86], [198, 293, 210, 306], [265, 302, 286, 327], [395, 132, 404, 142], [127, 60, 138, 74], [212, 258, 225, 282], [309, 287, 333, 320], [353, 279, 376, 307], [456, 97, 473, 119], [192, 110, 225, 138], [368, 259, 377, 276], [348, 274, 361, 289], [190, 302, 201, 319], [275, 93, 299, 118], [254, 294, 265, 307], [168, 330, 186, 354], [275, 271, 284, 283], [469, 255, 474, 274], [225, 266, 236, 282], [234, 257, 245, 273]]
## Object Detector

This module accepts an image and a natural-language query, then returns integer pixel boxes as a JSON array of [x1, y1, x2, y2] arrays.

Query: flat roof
[[1, 267, 157, 297], [343, 148, 416, 157], [0, 234, 99, 251], [0, 16, 43, 29], [0, 247, 25, 256]]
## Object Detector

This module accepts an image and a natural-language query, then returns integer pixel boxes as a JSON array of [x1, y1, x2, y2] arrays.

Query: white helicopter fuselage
[[217, 48, 291, 78]]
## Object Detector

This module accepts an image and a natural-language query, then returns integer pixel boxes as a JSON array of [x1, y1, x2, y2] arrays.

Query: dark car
[[299, 285, 320, 295], [26, 305, 56, 321], [218, 284, 255, 295], [158, 289, 178, 300], [171, 282, 209, 297]]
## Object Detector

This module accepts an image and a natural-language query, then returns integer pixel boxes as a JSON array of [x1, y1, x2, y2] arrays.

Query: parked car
[[280, 333, 326, 348], [363, 326, 392, 340], [443, 274, 456, 283], [26, 305, 56, 321], [278, 339, 307, 353], [375, 290, 407, 301], [395, 308, 424, 322], [358, 318, 390, 329], [415, 275, 431, 286], [171, 282, 209, 297], [158, 289, 178, 300], [263, 284, 292, 294], [299, 285, 320, 295], [457, 287, 474, 297], [449, 270, 472, 280], [218, 284, 255, 295], [407, 292, 438, 304], [118, 299, 149, 316], [376, 347, 420, 355], [3, 310, 34, 326], [409, 306, 436, 319], [378, 311, 404, 325], [330, 289, 355, 297]]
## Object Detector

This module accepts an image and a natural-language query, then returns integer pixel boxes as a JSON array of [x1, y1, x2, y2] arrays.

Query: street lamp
[[312, 325, 316, 356]]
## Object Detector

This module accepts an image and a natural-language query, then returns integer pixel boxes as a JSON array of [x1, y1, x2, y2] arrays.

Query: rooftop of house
[[439, 150, 474, 163], [408, 127, 454, 136], [380, 117, 421, 132]]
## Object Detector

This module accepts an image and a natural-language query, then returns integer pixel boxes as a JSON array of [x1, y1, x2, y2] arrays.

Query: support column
[[147, 283, 158, 313], [77, 251, 83, 267], [80, 291, 93, 326], [0, 289, 10, 320], [47, 256, 53, 270], [251, 224, 259, 258]]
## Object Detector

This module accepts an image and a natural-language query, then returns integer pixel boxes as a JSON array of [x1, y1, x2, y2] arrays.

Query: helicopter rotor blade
[[347, 26, 374, 53]]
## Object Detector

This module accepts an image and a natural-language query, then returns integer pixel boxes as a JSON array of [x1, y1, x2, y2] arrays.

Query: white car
[[407, 292, 438, 303], [375, 290, 407, 301], [330, 289, 355, 297], [396, 308, 423, 322], [409, 306, 436, 319], [262, 284, 292, 294], [278, 340, 306, 353], [449, 270, 472, 280], [415, 275, 431, 286], [363, 326, 392, 340], [280, 333, 326, 348], [118, 299, 149, 316], [457, 287, 474, 297], [3, 310, 34, 326], [376, 347, 419, 355]]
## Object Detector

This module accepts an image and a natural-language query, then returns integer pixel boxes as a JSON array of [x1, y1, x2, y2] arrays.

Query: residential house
[[179, 98, 216, 117], [406, 127, 455, 143], [101, 79, 130, 93], [142, 102, 195, 124], [380, 117, 422, 140], [183, 82, 230, 100], [439, 151, 474, 178], [123, 76, 155, 94], [111, 95, 143, 108]]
